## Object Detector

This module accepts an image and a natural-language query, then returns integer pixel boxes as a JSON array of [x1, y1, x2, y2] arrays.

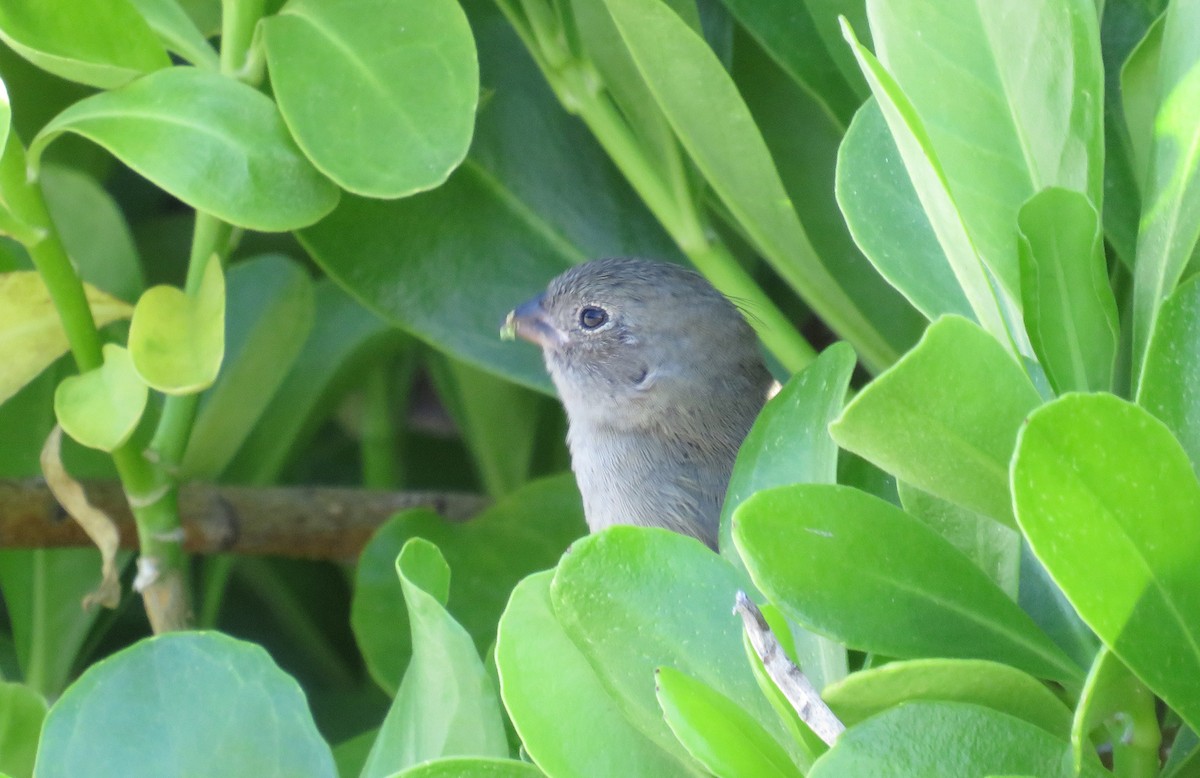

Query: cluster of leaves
[[0, 0, 1198, 776]]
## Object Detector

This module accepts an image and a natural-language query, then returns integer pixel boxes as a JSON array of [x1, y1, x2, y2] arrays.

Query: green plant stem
[[3, 136, 191, 629], [219, 0, 266, 76], [1109, 688, 1161, 778], [148, 212, 231, 469], [361, 362, 400, 489]]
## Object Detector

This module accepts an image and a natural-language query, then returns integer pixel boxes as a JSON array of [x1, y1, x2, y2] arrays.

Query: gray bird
[[502, 257, 772, 550]]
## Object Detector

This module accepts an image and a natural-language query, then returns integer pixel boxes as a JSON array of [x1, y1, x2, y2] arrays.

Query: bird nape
[[504, 257, 771, 550]]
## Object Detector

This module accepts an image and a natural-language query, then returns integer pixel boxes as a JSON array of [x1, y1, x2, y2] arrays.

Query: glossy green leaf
[[29, 67, 339, 231], [656, 666, 803, 778], [837, 99, 972, 323], [0, 0, 169, 88], [551, 527, 798, 766], [1139, 274, 1200, 476], [128, 254, 224, 395], [0, 682, 45, 778], [734, 484, 1080, 683], [35, 632, 336, 777], [718, 0, 859, 126], [182, 255, 314, 479], [1131, 0, 1200, 370], [352, 475, 585, 694], [126, 0, 219, 69], [225, 279, 400, 484], [496, 571, 693, 778], [1071, 647, 1157, 773], [1017, 188, 1118, 393], [839, 21, 1010, 342], [1164, 726, 1200, 778], [737, 42, 925, 359], [719, 342, 855, 555], [863, 0, 1104, 304], [602, 0, 895, 371], [800, 0, 870, 98], [0, 272, 132, 406], [1012, 393, 1200, 733], [361, 539, 507, 778], [831, 315, 1041, 526], [897, 483, 1020, 598], [263, 0, 477, 197], [300, 3, 680, 393], [808, 702, 1109, 778], [1120, 12, 1165, 199], [823, 659, 1073, 738], [41, 164, 144, 303], [393, 758, 544, 778], [54, 343, 147, 452]]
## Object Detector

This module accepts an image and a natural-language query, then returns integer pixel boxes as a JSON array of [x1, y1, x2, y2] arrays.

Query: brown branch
[[0, 479, 488, 560]]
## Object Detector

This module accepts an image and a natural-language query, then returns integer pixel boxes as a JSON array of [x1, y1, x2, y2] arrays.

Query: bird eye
[[579, 306, 608, 330]]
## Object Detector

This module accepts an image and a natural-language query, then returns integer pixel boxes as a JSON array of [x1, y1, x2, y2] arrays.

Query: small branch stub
[[734, 590, 845, 746]]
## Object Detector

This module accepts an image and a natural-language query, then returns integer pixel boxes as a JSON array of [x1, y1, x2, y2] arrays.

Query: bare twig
[[734, 591, 845, 746], [0, 479, 487, 560]]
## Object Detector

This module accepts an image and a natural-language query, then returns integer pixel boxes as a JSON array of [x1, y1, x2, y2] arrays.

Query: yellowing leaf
[[0, 271, 133, 405]]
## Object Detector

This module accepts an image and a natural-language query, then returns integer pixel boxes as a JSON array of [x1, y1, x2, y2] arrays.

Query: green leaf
[[1017, 188, 1118, 393], [0, 272, 132, 406], [1071, 647, 1157, 773], [1011, 393, 1200, 733], [734, 484, 1080, 683], [719, 342, 855, 555], [1131, 0, 1200, 372], [352, 475, 585, 694], [1120, 12, 1165, 200], [836, 99, 973, 323], [29, 66, 339, 231], [181, 255, 314, 479], [823, 658, 1073, 738], [861, 0, 1104, 303], [897, 483, 1021, 598], [551, 527, 798, 767], [808, 701, 1109, 778], [0, 0, 169, 88], [656, 666, 803, 778], [361, 539, 507, 778], [126, 0, 219, 69], [300, 2, 681, 393], [1140, 274, 1200, 476], [839, 21, 1010, 343], [601, 0, 896, 371], [0, 77, 11, 171], [718, 0, 860, 126], [35, 632, 336, 776], [54, 343, 147, 451], [830, 315, 1042, 526], [224, 279, 400, 484], [263, 0, 477, 198], [128, 254, 224, 395], [496, 571, 693, 777], [41, 164, 144, 303], [393, 758, 545, 778], [0, 682, 45, 778], [737, 41, 925, 360]]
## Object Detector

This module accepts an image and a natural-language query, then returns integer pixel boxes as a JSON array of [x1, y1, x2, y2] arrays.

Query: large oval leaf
[[734, 484, 1080, 683], [0, 0, 169, 88], [29, 66, 339, 231], [496, 571, 693, 777], [263, 0, 477, 197], [35, 632, 336, 777], [808, 701, 1108, 777], [549, 527, 799, 766], [1012, 393, 1200, 733]]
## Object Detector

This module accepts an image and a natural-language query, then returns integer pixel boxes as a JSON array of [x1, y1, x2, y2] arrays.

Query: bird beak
[[500, 293, 565, 349]]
